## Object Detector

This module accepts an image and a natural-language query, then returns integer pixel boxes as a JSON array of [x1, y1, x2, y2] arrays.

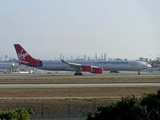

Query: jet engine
[[81, 66, 92, 72], [81, 66, 103, 74], [91, 67, 103, 74]]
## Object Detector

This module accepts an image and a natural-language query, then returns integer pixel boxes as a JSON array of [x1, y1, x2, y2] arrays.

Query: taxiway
[[0, 71, 160, 79]]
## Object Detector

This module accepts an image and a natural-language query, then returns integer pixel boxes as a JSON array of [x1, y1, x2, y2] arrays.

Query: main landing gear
[[138, 71, 140, 75], [74, 72, 83, 75]]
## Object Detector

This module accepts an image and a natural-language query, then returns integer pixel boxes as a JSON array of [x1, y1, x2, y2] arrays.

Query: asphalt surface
[[0, 71, 160, 79], [0, 82, 160, 88], [0, 71, 159, 88]]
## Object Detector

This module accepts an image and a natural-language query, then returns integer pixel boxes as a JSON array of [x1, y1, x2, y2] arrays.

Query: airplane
[[0, 62, 18, 73], [13, 44, 151, 75]]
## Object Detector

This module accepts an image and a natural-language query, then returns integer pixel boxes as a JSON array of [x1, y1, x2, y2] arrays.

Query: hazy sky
[[0, 0, 160, 60]]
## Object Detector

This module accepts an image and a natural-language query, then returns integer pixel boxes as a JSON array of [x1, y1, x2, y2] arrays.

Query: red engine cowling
[[91, 67, 103, 74], [81, 66, 92, 72]]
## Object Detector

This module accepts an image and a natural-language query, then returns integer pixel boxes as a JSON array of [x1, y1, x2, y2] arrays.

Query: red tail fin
[[14, 44, 42, 66]]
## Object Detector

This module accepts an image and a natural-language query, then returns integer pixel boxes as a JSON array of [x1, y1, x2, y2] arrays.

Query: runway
[[0, 71, 160, 79], [0, 72, 160, 88], [0, 82, 160, 88]]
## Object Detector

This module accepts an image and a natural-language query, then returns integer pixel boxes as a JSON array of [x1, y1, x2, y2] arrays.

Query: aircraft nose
[[143, 63, 152, 68]]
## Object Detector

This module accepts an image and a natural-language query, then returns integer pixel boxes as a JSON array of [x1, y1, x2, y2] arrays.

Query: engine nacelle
[[91, 67, 103, 74], [81, 66, 103, 74], [81, 66, 92, 72]]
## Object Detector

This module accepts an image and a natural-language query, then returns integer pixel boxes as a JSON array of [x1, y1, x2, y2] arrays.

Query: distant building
[[139, 57, 148, 62], [116, 58, 122, 60], [139, 57, 145, 61], [156, 57, 160, 62], [144, 58, 148, 62]]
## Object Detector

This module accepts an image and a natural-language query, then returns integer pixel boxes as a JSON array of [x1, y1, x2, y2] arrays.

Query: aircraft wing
[[61, 59, 81, 68], [61, 59, 103, 74]]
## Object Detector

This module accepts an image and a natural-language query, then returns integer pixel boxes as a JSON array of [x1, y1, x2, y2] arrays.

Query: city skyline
[[0, 53, 159, 62]]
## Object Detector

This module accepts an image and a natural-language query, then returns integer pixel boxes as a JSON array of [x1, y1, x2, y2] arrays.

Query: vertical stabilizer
[[14, 44, 42, 66]]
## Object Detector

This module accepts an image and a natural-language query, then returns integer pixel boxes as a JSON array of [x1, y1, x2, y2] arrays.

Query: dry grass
[[0, 77, 160, 83], [0, 87, 159, 98], [0, 77, 159, 98]]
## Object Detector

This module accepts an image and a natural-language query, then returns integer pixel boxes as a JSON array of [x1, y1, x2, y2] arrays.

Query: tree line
[[0, 90, 160, 120], [0, 108, 34, 120], [86, 90, 160, 120]]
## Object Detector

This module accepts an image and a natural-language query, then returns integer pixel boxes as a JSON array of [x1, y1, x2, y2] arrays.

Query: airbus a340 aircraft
[[14, 44, 151, 75]]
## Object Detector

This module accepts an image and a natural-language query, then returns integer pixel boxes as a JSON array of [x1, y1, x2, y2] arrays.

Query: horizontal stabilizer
[[16, 60, 29, 64]]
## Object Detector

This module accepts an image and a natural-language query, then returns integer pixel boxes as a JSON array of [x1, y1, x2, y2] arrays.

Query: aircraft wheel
[[74, 73, 83, 75], [79, 73, 83, 75], [138, 72, 140, 75]]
